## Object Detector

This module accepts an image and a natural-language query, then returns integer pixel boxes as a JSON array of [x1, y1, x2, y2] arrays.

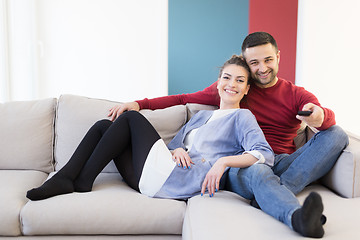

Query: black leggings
[[59, 111, 160, 192]]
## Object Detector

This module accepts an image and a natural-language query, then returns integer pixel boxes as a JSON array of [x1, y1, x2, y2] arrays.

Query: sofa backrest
[[54, 95, 187, 173], [0, 98, 56, 173], [0, 96, 310, 174], [2, 95, 358, 199]]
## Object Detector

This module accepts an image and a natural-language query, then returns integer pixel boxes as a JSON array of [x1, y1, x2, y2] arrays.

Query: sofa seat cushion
[[21, 173, 186, 236], [0, 170, 48, 236], [182, 185, 360, 240]]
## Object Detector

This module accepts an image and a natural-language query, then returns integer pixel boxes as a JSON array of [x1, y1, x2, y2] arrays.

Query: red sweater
[[136, 78, 335, 154]]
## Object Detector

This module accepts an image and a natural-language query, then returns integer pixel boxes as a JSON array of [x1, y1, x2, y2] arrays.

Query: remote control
[[297, 110, 313, 116]]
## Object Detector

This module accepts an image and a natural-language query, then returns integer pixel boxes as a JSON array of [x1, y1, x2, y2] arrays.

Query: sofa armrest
[[320, 131, 360, 198]]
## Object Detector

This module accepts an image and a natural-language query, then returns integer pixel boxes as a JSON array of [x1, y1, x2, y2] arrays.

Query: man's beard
[[252, 70, 277, 86]]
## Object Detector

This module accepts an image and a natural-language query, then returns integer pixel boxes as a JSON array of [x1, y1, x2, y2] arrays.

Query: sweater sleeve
[[238, 111, 274, 166], [136, 81, 220, 110], [296, 86, 336, 130], [317, 108, 336, 130]]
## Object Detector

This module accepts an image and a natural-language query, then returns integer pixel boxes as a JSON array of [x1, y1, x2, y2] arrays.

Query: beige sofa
[[0, 94, 359, 240]]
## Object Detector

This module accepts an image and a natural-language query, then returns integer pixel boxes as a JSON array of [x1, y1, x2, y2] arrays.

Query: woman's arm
[[201, 153, 257, 197], [201, 111, 274, 197]]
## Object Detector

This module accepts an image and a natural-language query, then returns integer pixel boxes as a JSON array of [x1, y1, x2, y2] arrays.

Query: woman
[[26, 55, 273, 201]]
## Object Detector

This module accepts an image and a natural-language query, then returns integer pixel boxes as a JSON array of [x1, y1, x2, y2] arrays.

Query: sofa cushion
[[0, 170, 48, 236], [183, 191, 295, 240], [321, 132, 360, 198], [54, 95, 187, 172], [0, 98, 56, 173], [21, 173, 186, 235], [182, 185, 360, 240], [185, 103, 218, 121]]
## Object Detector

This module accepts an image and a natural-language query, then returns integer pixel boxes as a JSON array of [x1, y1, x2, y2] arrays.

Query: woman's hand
[[201, 154, 258, 197], [108, 102, 140, 121], [172, 148, 194, 169], [201, 158, 227, 197]]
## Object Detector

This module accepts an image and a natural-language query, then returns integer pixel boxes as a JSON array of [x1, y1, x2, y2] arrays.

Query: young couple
[[27, 32, 348, 238]]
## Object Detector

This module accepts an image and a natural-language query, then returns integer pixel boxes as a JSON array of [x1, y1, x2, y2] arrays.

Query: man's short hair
[[241, 32, 278, 54]]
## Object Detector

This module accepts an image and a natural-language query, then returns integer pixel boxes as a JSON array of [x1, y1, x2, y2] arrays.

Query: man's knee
[[228, 164, 273, 184], [331, 125, 349, 145], [235, 162, 271, 172], [319, 125, 349, 149], [227, 164, 277, 198], [247, 163, 273, 175]]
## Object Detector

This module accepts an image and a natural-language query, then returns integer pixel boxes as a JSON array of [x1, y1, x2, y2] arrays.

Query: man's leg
[[226, 165, 325, 237], [227, 164, 300, 227], [273, 125, 349, 195]]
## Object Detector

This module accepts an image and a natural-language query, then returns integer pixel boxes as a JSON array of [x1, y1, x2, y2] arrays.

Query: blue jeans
[[226, 125, 349, 228]]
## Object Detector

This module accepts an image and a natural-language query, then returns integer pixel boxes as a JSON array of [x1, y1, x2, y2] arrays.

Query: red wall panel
[[249, 0, 298, 83]]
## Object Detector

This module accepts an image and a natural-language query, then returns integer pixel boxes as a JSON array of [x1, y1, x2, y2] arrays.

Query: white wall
[[5, 0, 38, 101], [296, 0, 360, 136], [0, 0, 10, 102], [1, 0, 168, 102]]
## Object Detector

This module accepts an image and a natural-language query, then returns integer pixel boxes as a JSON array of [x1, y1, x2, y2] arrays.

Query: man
[[109, 32, 348, 237]]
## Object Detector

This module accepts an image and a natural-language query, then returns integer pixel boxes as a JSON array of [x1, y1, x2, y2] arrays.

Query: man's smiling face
[[244, 43, 280, 88]]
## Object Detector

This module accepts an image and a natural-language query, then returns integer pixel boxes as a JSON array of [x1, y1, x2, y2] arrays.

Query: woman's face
[[217, 64, 250, 109]]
